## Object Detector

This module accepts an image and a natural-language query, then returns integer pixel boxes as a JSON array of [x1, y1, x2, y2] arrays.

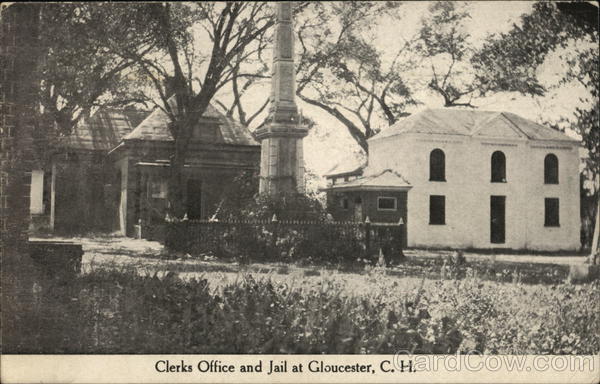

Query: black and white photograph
[[1, 1, 599, 382]]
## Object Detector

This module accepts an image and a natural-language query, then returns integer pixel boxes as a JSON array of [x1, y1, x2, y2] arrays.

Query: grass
[[3, 262, 599, 355], [8, 234, 595, 354], [82, 249, 573, 286], [35, 234, 585, 286]]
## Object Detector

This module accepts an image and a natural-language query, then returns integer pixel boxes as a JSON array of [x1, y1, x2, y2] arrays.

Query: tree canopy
[[294, 1, 416, 152], [38, 3, 155, 135], [473, 2, 598, 189], [30, 2, 599, 186]]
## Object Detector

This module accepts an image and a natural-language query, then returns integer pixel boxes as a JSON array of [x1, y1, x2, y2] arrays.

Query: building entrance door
[[187, 179, 202, 220], [490, 195, 506, 244], [354, 197, 363, 222]]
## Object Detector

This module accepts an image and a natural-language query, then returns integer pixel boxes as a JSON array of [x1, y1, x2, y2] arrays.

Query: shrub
[[2, 271, 460, 354], [215, 170, 260, 220], [236, 192, 328, 222], [5, 270, 599, 355]]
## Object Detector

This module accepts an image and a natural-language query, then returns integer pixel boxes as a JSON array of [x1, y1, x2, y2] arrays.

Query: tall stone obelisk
[[255, 2, 308, 195]]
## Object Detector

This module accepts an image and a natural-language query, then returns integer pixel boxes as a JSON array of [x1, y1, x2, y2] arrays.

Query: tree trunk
[[165, 78, 220, 218], [590, 196, 599, 265], [168, 121, 190, 219]]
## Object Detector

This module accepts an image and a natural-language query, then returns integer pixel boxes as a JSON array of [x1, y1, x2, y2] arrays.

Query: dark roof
[[372, 108, 579, 142], [123, 97, 258, 146], [63, 108, 150, 151]]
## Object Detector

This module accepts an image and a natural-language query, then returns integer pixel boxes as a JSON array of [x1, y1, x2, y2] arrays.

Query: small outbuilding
[[30, 99, 260, 238]]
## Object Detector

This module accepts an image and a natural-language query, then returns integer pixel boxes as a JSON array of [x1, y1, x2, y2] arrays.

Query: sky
[[193, 2, 595, 188]]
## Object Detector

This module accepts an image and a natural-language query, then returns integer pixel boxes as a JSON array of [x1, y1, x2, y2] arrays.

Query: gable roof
[[371, 108, 578, 143], [63, 108, 150, 151], [323, 169, 411, 192], [123, 97, 258, 146]]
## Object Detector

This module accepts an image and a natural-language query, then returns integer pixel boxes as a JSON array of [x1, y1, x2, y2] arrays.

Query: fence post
[[365, 216, 371, 259], [397, 217, 405, 258], [215, 222, 221, 257], [271, 214, 279, 259]]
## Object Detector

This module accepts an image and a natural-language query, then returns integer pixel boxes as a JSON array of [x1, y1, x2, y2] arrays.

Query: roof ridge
[[470, 111, 525, 138], [372, 108, 578, 143], [381, 168, 404, 177], [121, 97, 257, 146], [498, 112, 532, 139], [371, 168, 409, 183]]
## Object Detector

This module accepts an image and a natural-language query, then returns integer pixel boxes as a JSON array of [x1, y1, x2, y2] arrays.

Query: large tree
[[38, 3, 155, 136], [472, 2, 597, 98], [415, 1, 483, 107], [201, 2, 419, 154], [414, 1, 575, 108], [473, 2, 599, 254], [294, 1, 416, 153], [212, 48, 271, 127]]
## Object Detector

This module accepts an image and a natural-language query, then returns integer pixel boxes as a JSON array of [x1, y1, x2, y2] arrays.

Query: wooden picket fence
[[163, 216, 405, 264]]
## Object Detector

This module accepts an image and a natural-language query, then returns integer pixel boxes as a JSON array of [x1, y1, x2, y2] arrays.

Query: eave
[[321, 185, 412, 192]]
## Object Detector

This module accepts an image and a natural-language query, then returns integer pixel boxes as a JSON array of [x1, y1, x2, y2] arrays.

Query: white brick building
[[329, 108, 581, 251]]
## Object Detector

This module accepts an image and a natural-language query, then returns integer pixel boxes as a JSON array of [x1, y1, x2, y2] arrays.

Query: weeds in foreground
[[3, 269, 599, 354]]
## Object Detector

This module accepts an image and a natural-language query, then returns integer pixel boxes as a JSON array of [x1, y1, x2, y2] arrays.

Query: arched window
[[544, 154, 558, 184], [491, 151, 506, 182], [429, 149, 445, 181]]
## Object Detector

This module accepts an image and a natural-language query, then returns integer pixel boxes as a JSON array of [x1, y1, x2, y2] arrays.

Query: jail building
[[324, 108, 581, 251]]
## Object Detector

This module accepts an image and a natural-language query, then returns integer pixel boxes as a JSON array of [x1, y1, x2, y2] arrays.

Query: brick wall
[[1, 3, 44, 342], [327, 190, 408, 248]]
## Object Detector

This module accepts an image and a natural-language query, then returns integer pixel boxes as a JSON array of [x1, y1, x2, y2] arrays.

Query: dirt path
[[407, 249, 586, 266], [30, 235, 587, 276]]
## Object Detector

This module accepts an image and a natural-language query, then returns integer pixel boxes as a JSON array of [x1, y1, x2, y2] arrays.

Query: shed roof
[[63, 108, 150, 151], [371, 108, 579, 142], [323, 169, 411, 192], [123, 97, 258, 146]]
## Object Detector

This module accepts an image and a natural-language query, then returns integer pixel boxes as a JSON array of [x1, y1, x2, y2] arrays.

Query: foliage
[[167, 191, 356, 264], [4, 269, 599, 354], [213, 170, 260, 220], [38, 3, 154, 135], [167, 180, 372, 265], [472, 2, 597, 97], [237, 192, 327, 222], [295, 1, 416, 152], [438, 278, 600, 354], [215, 172, 326, 222], [471, 1, 599, 247], [565, 47, 599, 194], [416, 1, 480, 107], [167, 220, 369, 266]]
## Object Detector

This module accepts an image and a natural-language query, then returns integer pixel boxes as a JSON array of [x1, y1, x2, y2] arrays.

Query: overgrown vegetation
[[4, 269, 599, 354], [168, 183, 376, 265], [166, 220, 374, 266], [166, 208, 572, 285]]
